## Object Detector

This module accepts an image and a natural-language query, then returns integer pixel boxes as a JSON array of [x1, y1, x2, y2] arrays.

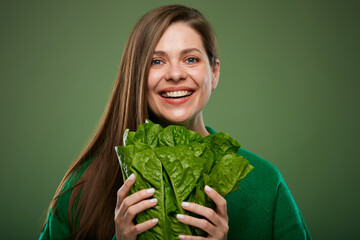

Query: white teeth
[[164, 91, 190, 98]]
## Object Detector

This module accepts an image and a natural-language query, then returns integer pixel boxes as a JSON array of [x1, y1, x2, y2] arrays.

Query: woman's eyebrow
[[152, 48, 203, 56], [181, 48, 202, 55], [153, 50, 167, 57]]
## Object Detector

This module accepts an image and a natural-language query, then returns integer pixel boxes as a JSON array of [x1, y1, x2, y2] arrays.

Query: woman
[[39, 5, 311, 240]]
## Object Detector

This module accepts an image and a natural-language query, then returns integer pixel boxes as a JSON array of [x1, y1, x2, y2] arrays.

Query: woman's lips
[[158, 86, 195, 105], [160, 93, 193, 105]]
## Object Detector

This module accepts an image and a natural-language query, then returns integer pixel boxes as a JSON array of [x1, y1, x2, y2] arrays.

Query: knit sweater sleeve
[[272, 177, 312, 239], [38, 177, 76, 240], [226, 147, 312, 239], [39, 159, 103, 240]]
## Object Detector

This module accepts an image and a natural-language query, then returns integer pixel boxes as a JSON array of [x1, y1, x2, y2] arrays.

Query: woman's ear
[[211, 59, 220, 91]]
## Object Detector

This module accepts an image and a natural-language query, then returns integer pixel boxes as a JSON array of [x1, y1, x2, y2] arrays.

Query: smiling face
[[147, 22, 220, 134]]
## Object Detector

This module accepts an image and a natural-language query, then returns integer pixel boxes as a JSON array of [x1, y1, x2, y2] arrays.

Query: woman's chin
[[163, 115, 191, 125], [155, 111, 195, 126]]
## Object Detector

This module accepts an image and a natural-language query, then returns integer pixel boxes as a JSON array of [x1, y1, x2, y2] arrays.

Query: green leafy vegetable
[[115, 120, 253, 239]]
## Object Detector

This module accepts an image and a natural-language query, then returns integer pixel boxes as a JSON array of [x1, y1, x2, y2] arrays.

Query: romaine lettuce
[[115, 120, 253, 239]]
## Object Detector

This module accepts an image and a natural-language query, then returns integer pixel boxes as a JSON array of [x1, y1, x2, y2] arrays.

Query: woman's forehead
[[153, 22, 206, 55]]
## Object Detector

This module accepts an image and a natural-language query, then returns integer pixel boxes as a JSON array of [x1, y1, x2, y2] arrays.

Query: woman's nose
[[164, 63, 187, 82]]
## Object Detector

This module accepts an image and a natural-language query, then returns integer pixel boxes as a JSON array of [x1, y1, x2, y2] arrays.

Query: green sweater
[[39, 127, 311, 239]]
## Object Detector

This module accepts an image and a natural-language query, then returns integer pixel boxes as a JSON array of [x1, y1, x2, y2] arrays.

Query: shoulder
[[56, 158, 94, 213], [204, 125, 284, 198], [224, 147, 288, 238], [238, 147, 283, 185], [235, 148, 312, 239], [228, 147, 284, 211], [40, 158, 94, 239]]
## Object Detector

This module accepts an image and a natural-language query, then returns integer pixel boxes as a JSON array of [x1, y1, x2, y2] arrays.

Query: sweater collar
[[205, 125, 217, 135]]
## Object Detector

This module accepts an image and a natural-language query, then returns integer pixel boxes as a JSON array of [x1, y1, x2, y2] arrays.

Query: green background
[[1, 0, 359, 239]]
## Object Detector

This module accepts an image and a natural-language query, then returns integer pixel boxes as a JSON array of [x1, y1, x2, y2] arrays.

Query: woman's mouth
[[160, 90, 194, 99], [158, 90, 194, 105]]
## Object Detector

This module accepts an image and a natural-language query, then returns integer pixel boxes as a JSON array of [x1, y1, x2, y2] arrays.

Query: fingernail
[[128, 173, 135, 181], [179, 235, 185, 239], [152, 218, 158, 223], [205, 185, 213, 192], [147, 188, 155, 193], [177, 214, 185, 220], [150, 198, 157, 203], [181, 202, 190, 207]]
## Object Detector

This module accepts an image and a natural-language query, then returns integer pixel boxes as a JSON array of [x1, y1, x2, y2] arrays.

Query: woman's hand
[[176, 185, 229, 240], [114, 173, 159, 240]]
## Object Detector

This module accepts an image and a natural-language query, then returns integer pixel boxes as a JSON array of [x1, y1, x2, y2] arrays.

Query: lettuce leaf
[[115, 120, 253, 239]]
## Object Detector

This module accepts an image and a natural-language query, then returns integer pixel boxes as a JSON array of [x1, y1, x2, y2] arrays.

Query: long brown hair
[[42, 5, 218, 239]]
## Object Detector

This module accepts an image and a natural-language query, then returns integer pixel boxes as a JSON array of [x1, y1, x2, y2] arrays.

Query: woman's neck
[[149, 111, 209, 137]]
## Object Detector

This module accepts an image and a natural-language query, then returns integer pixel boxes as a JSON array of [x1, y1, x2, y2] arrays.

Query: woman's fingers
[[204, 185, 227, 219], [132, 218, 159, 235], [178, 186, 229, 239], [178, 235, 205, 240], [124, 198, 158, 221], [116, 173, 136, 208], [119, 187, 156, 217], [177, 214, 217, 236], [180, 201, 221, 226], [114, 174, 158, 240]]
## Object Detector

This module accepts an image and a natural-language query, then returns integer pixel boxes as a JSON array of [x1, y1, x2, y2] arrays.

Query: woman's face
[[147, 22, 220, 126]]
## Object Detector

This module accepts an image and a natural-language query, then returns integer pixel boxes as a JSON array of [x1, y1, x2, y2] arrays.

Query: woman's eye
[[186, 57, 198, 64], [151, 59, 163, 65]]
